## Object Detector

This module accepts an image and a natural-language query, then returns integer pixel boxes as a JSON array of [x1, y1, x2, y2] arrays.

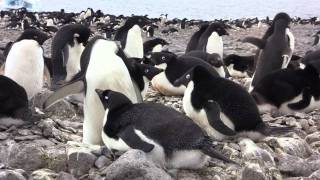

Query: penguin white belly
[[206, 32, 223, 58], [65, 42, 85, 81], [84, 40, 138, 145], [151, 72, 185, 96], [4, 40, 44, 100], [183, 82, 235, 140], [227, 64, 249, 78], [286, 28, 295, 53], [124, 25, 144, 58], [152, 44, 163, 53]]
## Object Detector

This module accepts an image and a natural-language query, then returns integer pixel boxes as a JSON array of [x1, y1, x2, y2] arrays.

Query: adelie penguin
[[223, 54, 255, 78], [43, 37, 147, 145], [150, 51, 219, 96], [51, 24, 91, 89], [185, 24, 209, 53], [243, 12, 294, 91], [174, 66, 293, 141], [4, 29, 50, 100], [114, 16, 148, 59], [196, 23, 229, 59], [143, 38, 169, 58], [183, 50, 228, 77], [96, 89, 237, 169], [251, 64, 320, 114], [313, 31, 320, 46]]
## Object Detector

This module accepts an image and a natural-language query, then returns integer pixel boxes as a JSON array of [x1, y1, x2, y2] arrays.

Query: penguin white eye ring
[[144, 69, 149, 73], [161, 56, 166, 61], [186, 74, 190, 79], [104, 96, 109, 100]]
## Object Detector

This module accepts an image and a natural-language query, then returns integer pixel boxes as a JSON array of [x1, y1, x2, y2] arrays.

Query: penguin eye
[[208, 99, 214, 103], [33, 35, 38, 39], [144, 69, 149, 73], [104, 96, 109, 100], [161, 56, 166, 61], [186, 74, 190, 79]]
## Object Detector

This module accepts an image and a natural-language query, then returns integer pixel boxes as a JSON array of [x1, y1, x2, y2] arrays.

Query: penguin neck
[[274, 23, 287, 34]]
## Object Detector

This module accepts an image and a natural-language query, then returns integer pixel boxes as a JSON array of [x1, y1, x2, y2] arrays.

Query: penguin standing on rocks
[[96, 89, 237, 169], [174, 66, 293, 141], [150, 51, 219, 96], [244, 13, 294, 91], [4, 29, 50, 100], [43, 37, 140, 145], [186, 24, 209, 52], [251, 65, 320, 114], [114, 16, 148, 58], [51, 24, 91, 89], [180, 18, 187, 29]]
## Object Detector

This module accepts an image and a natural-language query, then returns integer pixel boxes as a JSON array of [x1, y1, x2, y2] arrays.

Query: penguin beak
[[95, 89, 104, 98]]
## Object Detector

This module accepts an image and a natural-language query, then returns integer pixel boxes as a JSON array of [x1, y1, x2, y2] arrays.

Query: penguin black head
[[16, 29, 50, 45], [125, 16, 149, 28], [135, 63, 163, 80], [223, 54, 250, 72], [95, 89, 132, 110], [150, 51, 177, 67], [207, 53, 223, 67], [174, 66, 213, 87], [209, 23, 229, 36], [273, 12, 291, 27]]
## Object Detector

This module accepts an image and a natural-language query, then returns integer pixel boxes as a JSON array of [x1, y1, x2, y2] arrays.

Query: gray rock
[[239, 139, 275, 165], [266, 137, 312, 158], [0, 133, 8, 140], [305, 132, 320, 144], [31, 169, 58, 180], [44, 145, 68, 172], [309, 169, 320, 179], [94, 156, 112, 169], [0, 169, 26, 180], [241, 163, 267, 180], [299, 119, 309, 130], [177, 170, 202, 180], [14, 135, 42, 141], [67, 147, 97, 177], [56, 172, 77, 180], [276, 151, 313, 176], [7, 144, 46, 172], [101, 149, 172, 180]]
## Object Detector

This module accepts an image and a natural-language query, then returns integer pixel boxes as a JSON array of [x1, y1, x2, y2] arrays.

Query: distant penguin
[[51, 24, 91, 88], [144, 25, 154, 37], [4, 29, 50, 100], [244, 12, 294, 91], [251, 65, 320, 114], [143, 38, 169, 57], [196, 23, 229, 58], [223, 54, 255, 78], [183, 50, 227, 77], [313, 31, 320, 46], [180, 18, 187, 29], [96, 89, 237, 168], [0, 75, 30, 120], [185, 24, 209, 52], [174, 66, 293, 141], [43, 37, 139, 145], [150, 51, 219, 96], [114, 16, 148, 58]]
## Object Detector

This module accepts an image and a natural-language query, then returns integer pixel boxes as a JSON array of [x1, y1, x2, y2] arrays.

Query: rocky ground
[[0, 19, 320, 180]]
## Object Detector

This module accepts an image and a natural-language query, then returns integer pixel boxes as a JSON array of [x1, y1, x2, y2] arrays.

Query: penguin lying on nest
[[96, 89, 238, 169]]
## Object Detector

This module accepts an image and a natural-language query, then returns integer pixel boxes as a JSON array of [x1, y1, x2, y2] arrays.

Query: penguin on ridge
[[51, 24, 91, 89], [143, 38, 169, 58], [150, 51, 219, 96], [96, 89, 237, 169], [114, 16, 148, 59], [4, 29, 50, 100], [174, 66, 293, 141], [251, 64, 320, 114], [43, 37, 141, 145]]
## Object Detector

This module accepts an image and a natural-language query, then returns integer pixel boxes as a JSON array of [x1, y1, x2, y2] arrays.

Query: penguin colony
[[0, 7, 320, 172]]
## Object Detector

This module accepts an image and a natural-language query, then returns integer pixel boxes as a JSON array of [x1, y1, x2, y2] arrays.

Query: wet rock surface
[[0, 17, 319, 180]]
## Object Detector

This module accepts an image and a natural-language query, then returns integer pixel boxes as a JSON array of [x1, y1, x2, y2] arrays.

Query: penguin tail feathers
[[256, 123, 294, 136], [200, 138, 239, 165]]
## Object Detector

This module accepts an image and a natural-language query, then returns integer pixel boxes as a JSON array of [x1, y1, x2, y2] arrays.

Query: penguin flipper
[[119, 126, 155, 153], [43, 80, 84, 109], [62, 45, 69, 67], [204, 100, 236, 136], [287, 87, 312, 110], [242, 37, 266, 49]]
